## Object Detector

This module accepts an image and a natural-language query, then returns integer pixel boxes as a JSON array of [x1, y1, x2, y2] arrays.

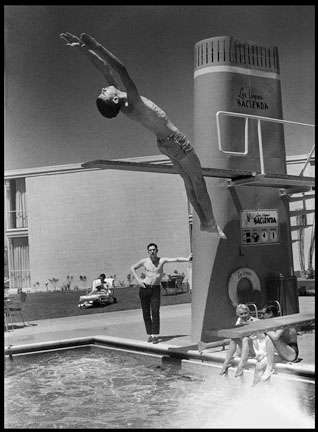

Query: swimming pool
[[5, 345, 315, 428]]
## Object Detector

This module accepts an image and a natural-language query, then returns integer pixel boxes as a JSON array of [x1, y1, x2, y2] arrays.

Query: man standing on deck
[[131, 243, 192, 343]]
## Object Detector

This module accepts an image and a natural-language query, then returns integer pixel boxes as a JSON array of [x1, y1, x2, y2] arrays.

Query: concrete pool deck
[[4, 296, 315, 377]]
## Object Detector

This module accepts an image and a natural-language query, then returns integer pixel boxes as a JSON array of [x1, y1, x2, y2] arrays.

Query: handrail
[[216, 112, 249, 157], [299, 143, 315, 177], [216, 111, 315, 175], [273, 300, 282, 317], [246, 302, 258, 318]]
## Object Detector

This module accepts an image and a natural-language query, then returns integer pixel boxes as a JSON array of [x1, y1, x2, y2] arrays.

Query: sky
[[4, 5, 315, 171]]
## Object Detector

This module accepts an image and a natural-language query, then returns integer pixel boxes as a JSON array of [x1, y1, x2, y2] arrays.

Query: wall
[[26, 168, 191, 290]]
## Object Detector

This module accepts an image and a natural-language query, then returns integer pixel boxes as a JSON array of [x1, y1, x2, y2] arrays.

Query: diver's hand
[[60, 32, 85, 48]]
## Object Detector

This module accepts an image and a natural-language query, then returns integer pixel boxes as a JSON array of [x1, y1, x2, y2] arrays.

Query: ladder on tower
[[283, 145, 315, 277], [216, 111, 315, 191]]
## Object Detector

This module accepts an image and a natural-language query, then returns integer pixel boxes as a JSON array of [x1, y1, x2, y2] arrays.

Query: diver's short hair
[[96, 97, 121, 118]]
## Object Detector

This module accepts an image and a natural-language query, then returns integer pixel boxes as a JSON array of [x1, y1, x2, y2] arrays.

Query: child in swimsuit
[[220, 304, 258, 377]]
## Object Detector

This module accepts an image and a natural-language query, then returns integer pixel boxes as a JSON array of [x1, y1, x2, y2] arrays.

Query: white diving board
[[82, 159, 315, 191], [205, 313, 315, 339]]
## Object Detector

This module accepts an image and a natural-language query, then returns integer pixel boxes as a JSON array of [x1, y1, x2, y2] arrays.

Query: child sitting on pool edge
[[220, 303, 258, 377]]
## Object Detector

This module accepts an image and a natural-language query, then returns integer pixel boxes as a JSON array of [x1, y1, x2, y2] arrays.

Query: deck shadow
[[157, 334, 188, 343]]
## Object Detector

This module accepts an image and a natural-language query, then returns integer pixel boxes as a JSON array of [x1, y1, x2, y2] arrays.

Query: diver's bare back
[[123, 95, 179, 139]]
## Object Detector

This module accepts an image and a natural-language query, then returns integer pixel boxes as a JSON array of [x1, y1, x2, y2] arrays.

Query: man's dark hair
[[99, 273, 106, 280], [147, 243, 158, 250], [96, 97, 121, 118]]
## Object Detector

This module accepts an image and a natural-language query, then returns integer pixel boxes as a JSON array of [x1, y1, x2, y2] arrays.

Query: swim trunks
[[157, 132, 193, 160]]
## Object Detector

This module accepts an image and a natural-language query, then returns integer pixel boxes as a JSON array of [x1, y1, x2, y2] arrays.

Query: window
[[5, 178, 28, 229], [8, 237, 31, 291]]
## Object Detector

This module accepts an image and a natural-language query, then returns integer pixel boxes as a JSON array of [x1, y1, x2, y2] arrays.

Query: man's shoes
[[147, 336, 153, 343], [152, 336, 160, 344]]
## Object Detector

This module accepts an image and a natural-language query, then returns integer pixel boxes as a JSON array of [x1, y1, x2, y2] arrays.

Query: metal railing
[[216, 111, 315, 175], [299, 143, 315, 177], [246, 302, 258, 318]]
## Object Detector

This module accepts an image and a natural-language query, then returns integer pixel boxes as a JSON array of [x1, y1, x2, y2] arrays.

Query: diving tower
[[82, 36, 315, 344]]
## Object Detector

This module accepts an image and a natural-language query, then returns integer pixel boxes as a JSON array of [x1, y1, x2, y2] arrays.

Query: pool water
[[5, 346, 315, 429]]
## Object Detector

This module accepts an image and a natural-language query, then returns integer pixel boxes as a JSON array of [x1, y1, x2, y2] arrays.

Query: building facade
[[4, 156, 191, 292]]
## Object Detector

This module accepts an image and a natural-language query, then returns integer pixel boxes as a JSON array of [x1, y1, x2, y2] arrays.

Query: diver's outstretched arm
[[60, 32, 118, 87], [79, 33, 143, 108]]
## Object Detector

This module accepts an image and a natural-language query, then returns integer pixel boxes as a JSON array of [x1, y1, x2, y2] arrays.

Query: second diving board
[[205, 313, 315, 339]]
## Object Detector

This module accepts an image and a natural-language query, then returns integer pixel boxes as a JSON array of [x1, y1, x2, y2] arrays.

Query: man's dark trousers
[[139, 284, 161, 334]]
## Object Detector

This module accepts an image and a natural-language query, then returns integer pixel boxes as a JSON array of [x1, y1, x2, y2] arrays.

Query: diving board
[[205, 313, 315, 339], [82, 159, 256, 179], [81, 159, 315, 191]]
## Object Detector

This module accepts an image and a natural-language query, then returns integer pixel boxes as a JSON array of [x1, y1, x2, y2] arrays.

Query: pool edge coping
[[5, 334, 315, 381]]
